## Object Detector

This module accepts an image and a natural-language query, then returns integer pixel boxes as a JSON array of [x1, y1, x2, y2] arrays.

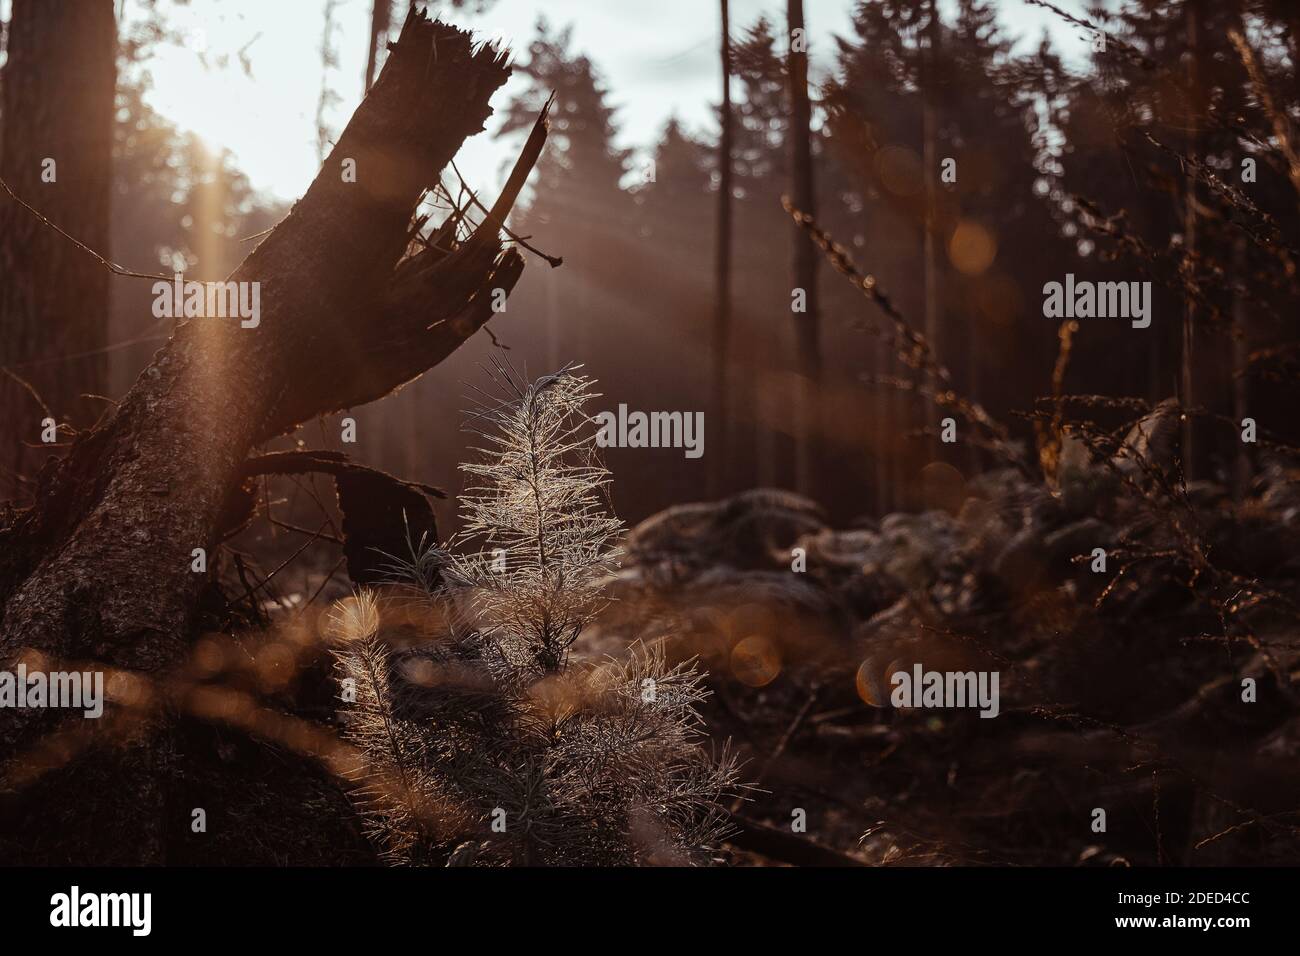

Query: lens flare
[[948, 220, 997, 275], [730, 635, 781, 688]]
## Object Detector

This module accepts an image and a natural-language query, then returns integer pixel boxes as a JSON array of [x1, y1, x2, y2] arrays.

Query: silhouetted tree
[[364, 0, 392, 93], [714, 0, 734, 496], [787, 0, 820, 496], [1049, 0, 1299, 482], [0, 0, 116, 502], [502, 19, 630, 234]]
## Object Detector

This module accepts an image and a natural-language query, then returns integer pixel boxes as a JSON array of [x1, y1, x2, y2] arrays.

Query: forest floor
[[11, 452, 1299, 866], [211, 453, 1300, 866], [586, 455, 1300, 866]]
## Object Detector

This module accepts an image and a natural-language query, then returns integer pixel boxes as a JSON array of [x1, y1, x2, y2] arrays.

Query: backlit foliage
[[328, 365, 740, 865]]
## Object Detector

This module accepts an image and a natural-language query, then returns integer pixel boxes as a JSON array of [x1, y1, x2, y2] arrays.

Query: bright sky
[[4, 0, 1097, 203]]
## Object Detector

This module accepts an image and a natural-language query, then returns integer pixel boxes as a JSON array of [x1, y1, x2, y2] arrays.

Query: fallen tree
[[0, 10, 548, 862]]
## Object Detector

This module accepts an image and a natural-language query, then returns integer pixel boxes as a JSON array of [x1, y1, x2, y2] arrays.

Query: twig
[[483, 324, 511, 350], [304, 554, 348, 610], [268, 516, 345, 545], [233, 553, 269, 627], [0, 175, 172, 281], [1229, 29, 1300, 198], [730, 682, 820, 814], [0, 366, 53, 420], [0, 332, 170, 371], [482, 92, 557, 243], [725, 814, 864, 867], [449, 157, 562, 269], [1023, 0, 1157, 71], [782, 196, 1023, 469], [244, 521, 331, 597]]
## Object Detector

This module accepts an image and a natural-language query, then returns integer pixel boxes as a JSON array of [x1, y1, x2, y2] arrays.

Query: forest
[[0, 0, 1299, 882]]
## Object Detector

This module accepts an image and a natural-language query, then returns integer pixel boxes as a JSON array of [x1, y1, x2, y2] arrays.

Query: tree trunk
[[1181, 0, 1201, 479], [364, 0, 392, 94], [1231, 235, 1251, 500], [0, 0, 116, 504], [921, 0, 941, 461], [711, 0, 733, 498], [0, 9, 540, 862], [787, 0, 820, 498]]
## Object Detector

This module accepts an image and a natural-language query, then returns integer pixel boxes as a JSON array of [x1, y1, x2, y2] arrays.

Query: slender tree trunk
[[316, 0, 341, 164], [0, 10, 539, 863], [787, 0, 820, 497], [546, 257, 560, 371], [1181, 0, 1202, 479], [0, 0, 116, 504], [966, 312, 980, 475], [1145, 184, 1166, 404], [711, 0, 733, 499], [1231, 235, 1251, 500], [1292, 16, 1300, 107], [364, 0, 392, 94], [876, 341, 892, 513], [921, 0, 941, 461]]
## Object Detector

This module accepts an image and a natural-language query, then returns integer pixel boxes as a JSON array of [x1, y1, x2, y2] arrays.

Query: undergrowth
[[326, 363, 741, 865]]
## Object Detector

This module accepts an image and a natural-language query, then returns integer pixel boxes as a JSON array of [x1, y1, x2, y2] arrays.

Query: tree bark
[[0, 0, 116, 504], [711, 0, 733, 498], [0, 9, 540, 862], [364, 0, 392, 94], [921, 0, 941, 461], [1181, 0, 1202, 479], [787, 0, 820, 498], [1231, 235, 1251, 500]]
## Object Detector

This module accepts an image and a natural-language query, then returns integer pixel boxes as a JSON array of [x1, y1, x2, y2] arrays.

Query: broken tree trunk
[[0, 10, 544, 862]]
